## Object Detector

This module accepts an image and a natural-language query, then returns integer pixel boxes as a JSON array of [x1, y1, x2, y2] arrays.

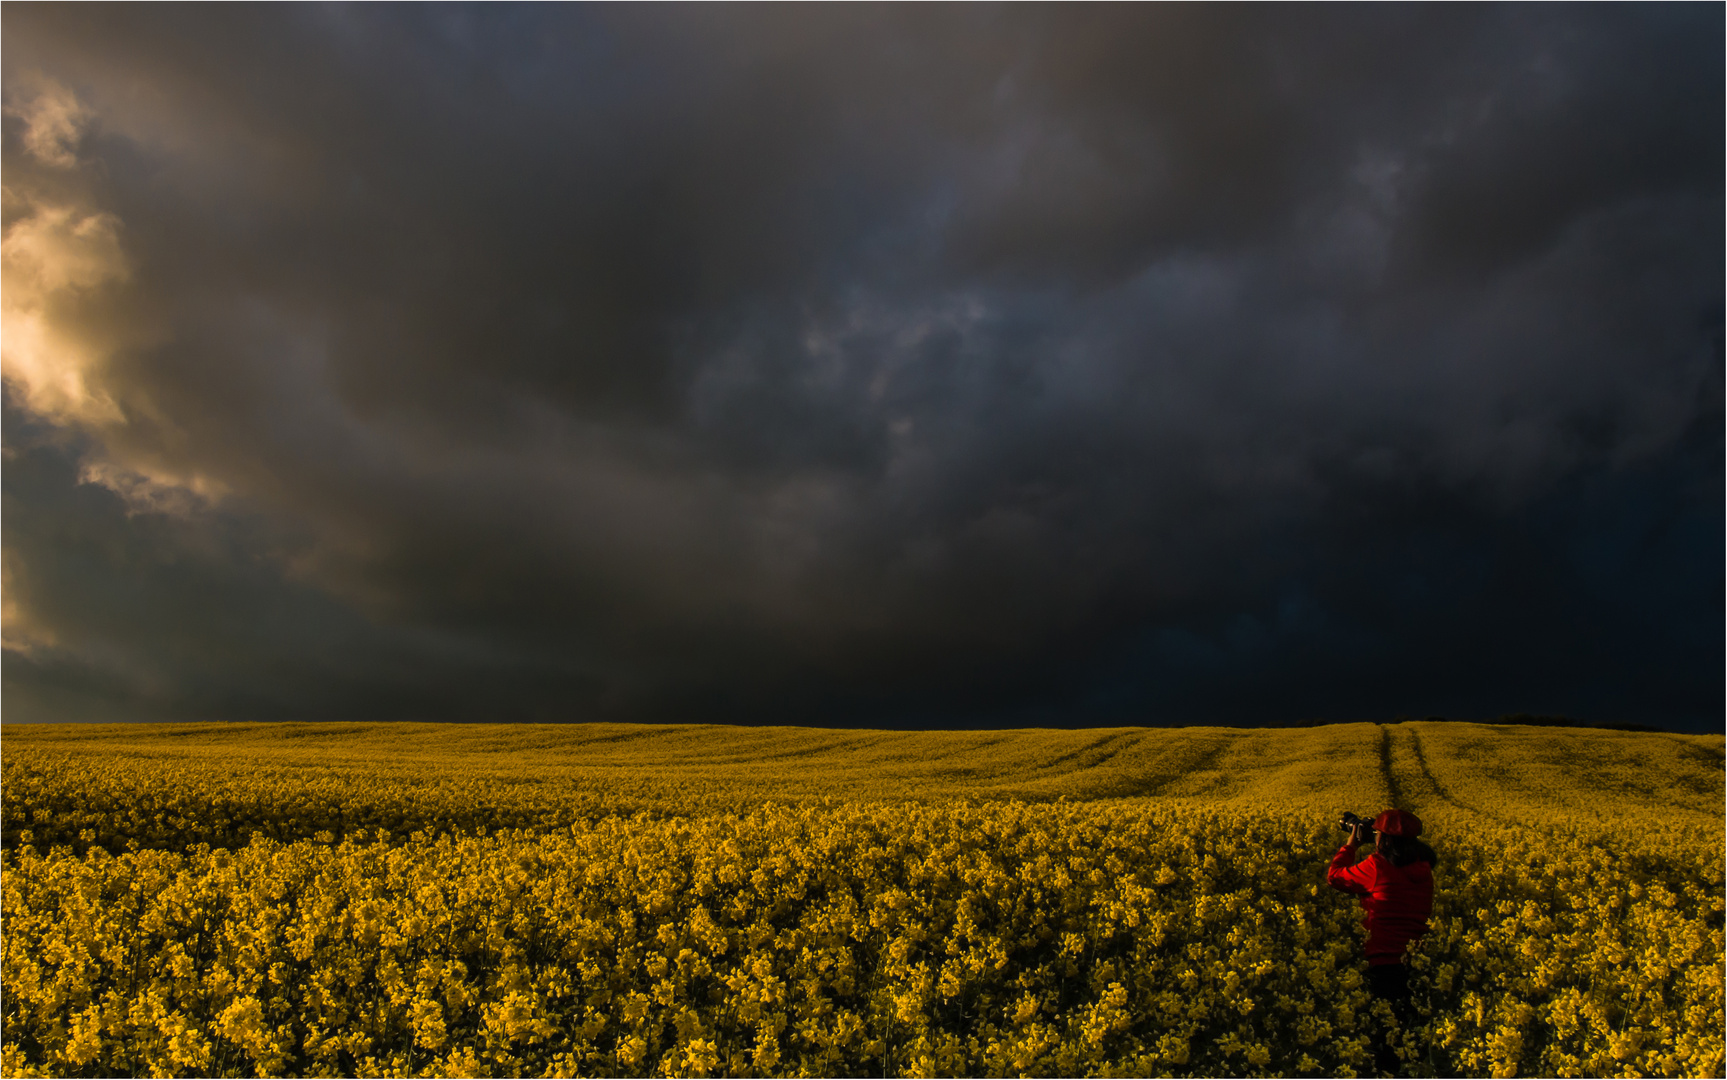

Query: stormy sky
[[2, 5, 1721, 730]]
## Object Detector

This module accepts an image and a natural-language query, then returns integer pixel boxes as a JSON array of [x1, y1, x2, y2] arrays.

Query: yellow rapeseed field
[[2, 721, 1721, 1078]]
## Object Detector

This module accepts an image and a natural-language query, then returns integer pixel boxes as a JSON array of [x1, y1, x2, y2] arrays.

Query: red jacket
[[1326, 845, 1433, 965]]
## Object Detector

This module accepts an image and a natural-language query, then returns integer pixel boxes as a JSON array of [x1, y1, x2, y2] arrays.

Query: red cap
[[1373, 809, 1422, 837]]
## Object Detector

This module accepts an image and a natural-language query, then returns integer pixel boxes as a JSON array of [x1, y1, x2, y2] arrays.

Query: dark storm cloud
[[2, 5, 1720, 728]]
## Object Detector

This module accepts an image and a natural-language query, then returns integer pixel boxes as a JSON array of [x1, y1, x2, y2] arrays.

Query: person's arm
[[1325, 822, 1377, 895]]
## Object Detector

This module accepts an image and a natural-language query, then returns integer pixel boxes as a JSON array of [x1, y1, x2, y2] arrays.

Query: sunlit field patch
[[2, 722, 1721, 1078]]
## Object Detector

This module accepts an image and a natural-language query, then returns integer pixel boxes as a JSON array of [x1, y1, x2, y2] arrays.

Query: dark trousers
[[1367, 963, 1412, 1075], [1367, 962, 1410, 1011]]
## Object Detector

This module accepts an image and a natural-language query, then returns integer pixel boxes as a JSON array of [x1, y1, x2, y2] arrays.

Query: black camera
[[1339, 811, 1375, 842]]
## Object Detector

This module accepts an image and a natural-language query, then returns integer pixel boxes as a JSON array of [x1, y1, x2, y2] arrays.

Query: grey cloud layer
[[3, 5, 1720, 726]]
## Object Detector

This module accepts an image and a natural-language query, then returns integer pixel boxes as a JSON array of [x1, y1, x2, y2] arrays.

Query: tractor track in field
[[1107, 736, 1234, 799], [1401, 726, 1485, 817], [1378, 726, 1403, 809], [1660, 733, 1724, 766], [1374, 725, 1402, 808], [1037, 730, 1138, 774]]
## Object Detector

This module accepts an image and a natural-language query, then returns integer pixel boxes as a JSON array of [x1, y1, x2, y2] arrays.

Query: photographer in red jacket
[[1326, 808, 1436, 1073]]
